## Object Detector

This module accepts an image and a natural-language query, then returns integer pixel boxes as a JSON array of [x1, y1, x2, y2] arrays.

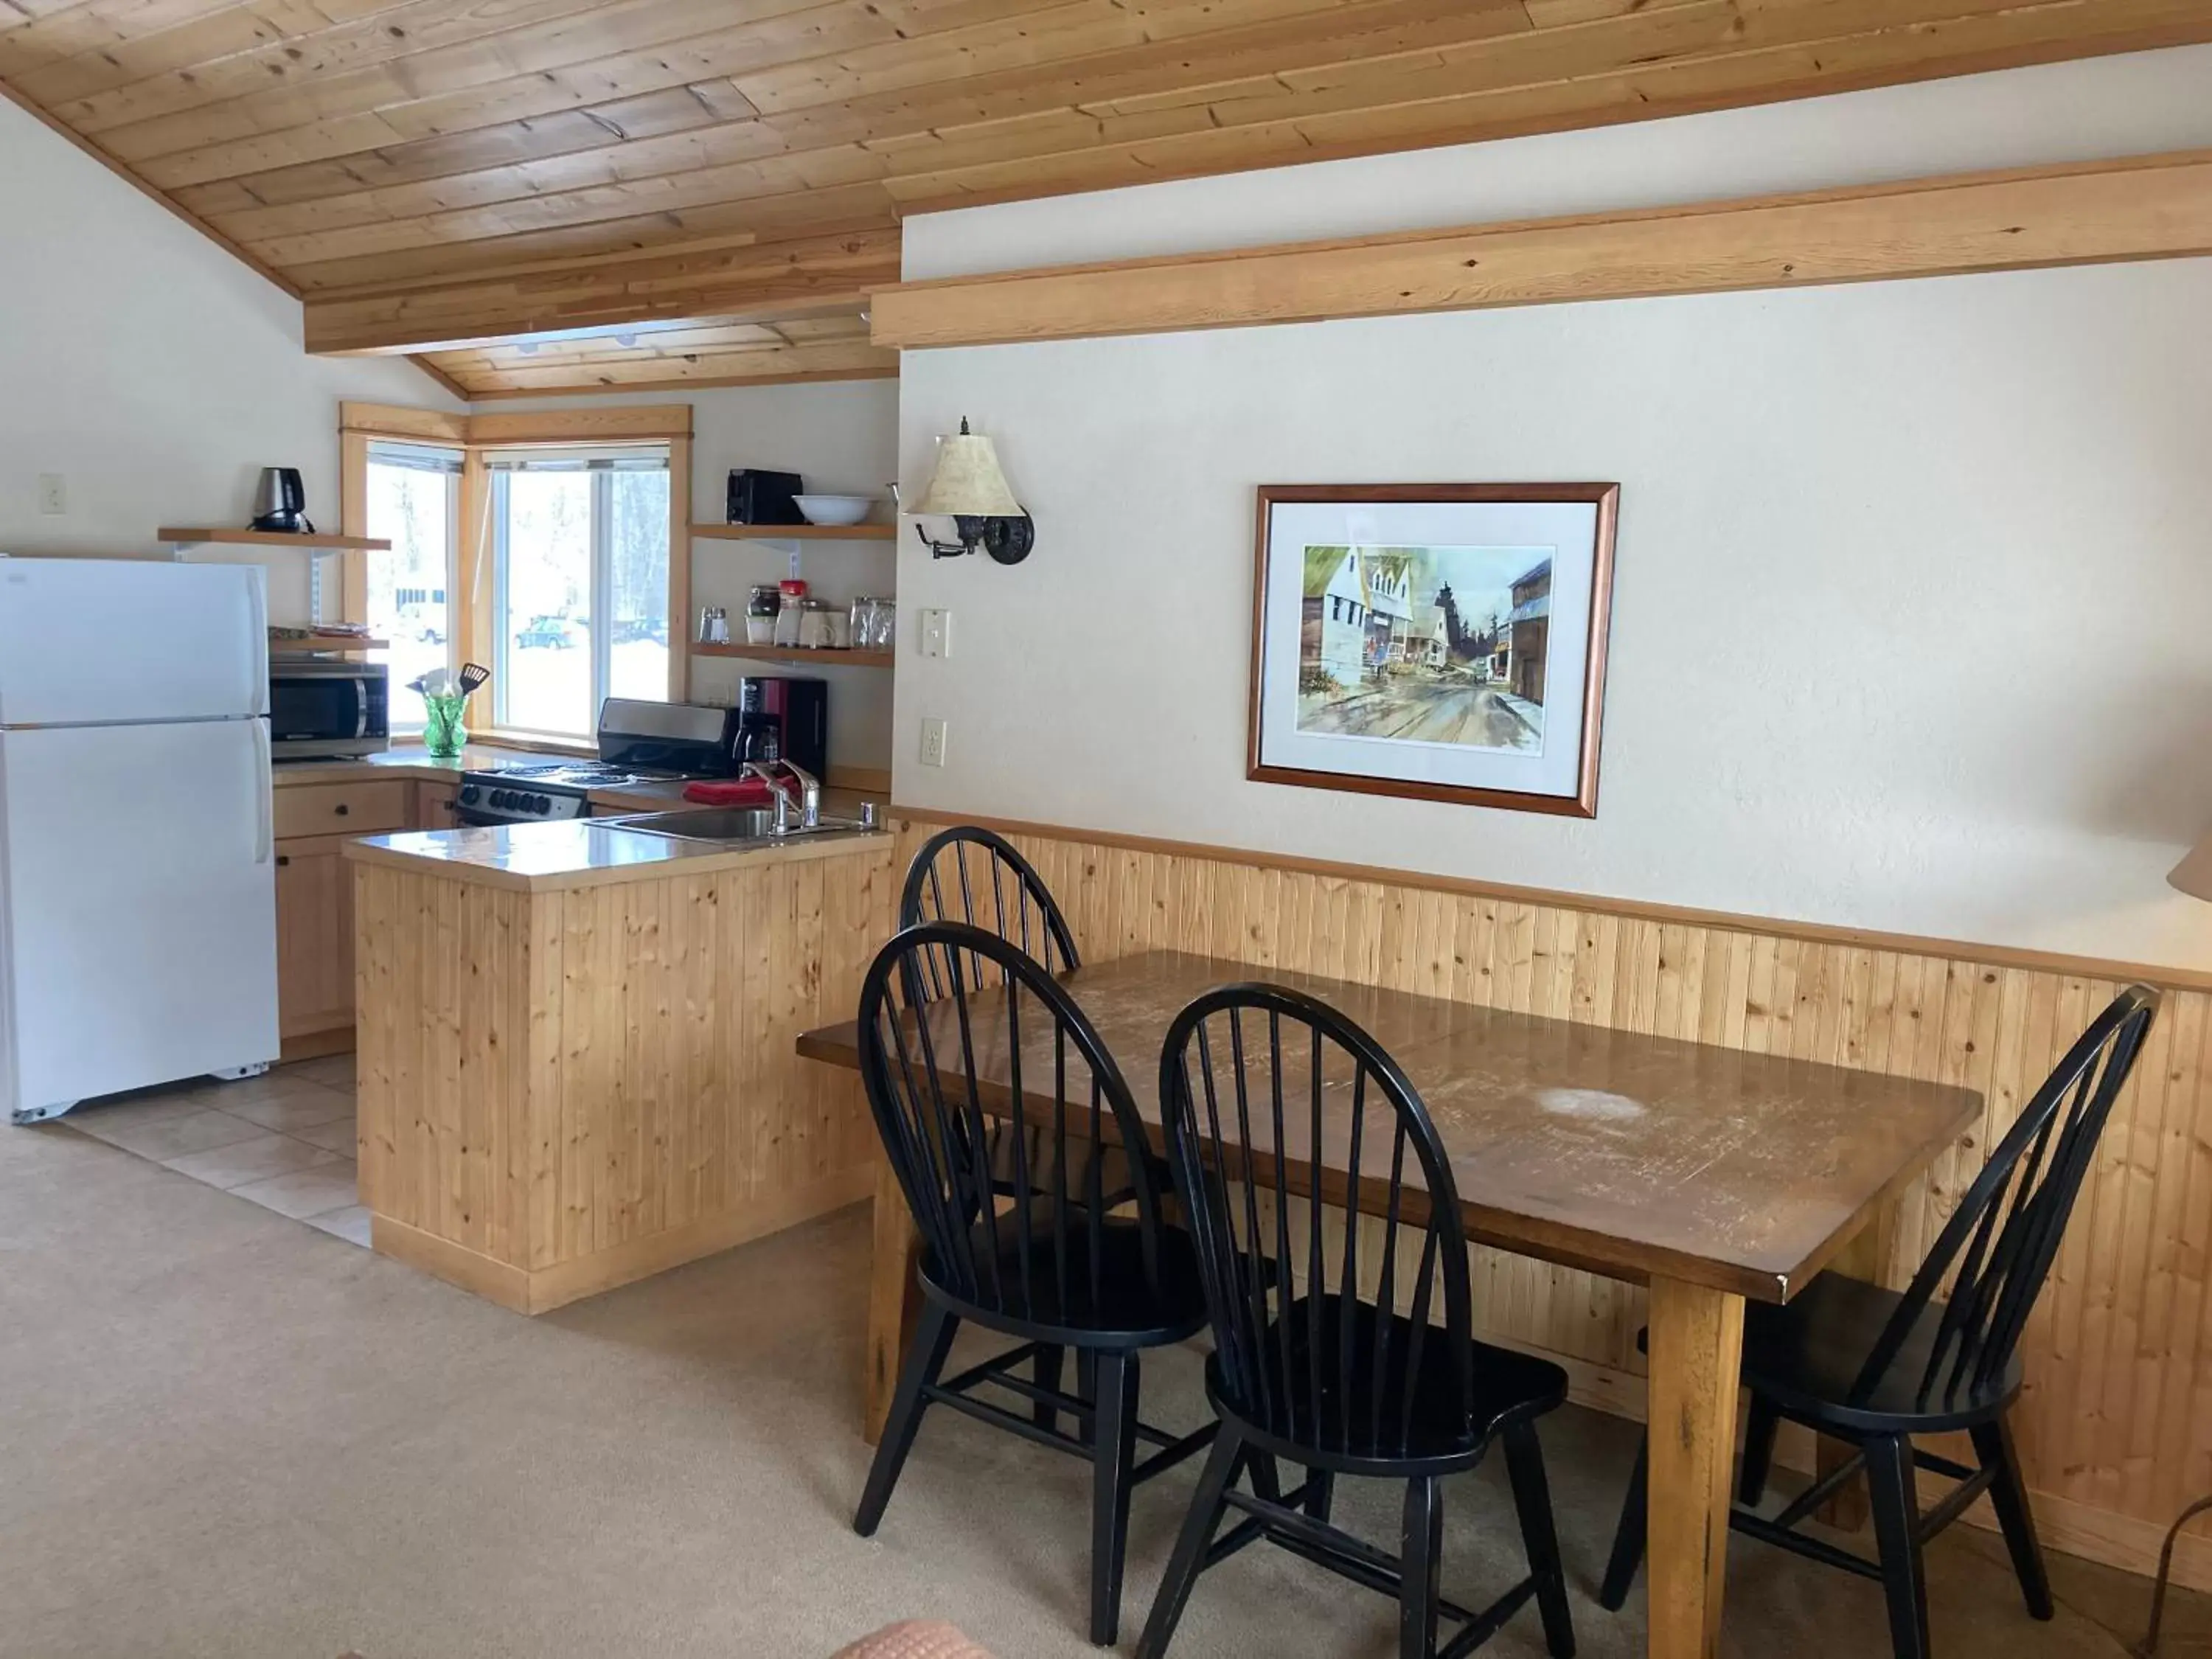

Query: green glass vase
[[422, 692, 469, 759]]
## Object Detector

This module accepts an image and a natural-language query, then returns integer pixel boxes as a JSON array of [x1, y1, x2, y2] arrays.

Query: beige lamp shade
[[911, 422, 1023, 518], [2171, 832, 2212, 901]]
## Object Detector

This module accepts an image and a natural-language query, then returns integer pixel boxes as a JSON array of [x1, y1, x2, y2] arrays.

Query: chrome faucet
[[742, 760, 821, 834], [782, 759, 822, 829]]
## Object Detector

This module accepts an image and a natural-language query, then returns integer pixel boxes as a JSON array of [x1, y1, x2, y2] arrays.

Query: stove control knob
[[533, 796, 551, 815]]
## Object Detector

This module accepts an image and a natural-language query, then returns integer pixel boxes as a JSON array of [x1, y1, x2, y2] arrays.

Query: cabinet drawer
[[273, 779, 410, 839]]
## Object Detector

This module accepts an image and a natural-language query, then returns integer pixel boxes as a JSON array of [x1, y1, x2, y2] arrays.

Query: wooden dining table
[[796, 947, 1981, 1659]]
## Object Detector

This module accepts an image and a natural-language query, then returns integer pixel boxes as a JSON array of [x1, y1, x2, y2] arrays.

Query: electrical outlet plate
[[919, 717, 948, 768], [918, 608, 951, 658], [36, 474, 64, 515]]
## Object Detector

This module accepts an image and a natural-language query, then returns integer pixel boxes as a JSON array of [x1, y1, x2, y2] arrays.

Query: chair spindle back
[[858, 922, 1169, 1324], [1856, 984, 2159, 1407], [900, 827, 1079, 1004], [1159, 983, 1475, 1461]]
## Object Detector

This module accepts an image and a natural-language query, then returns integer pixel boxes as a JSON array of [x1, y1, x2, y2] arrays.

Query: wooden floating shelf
[[690, 522, 897, 541], [160, 527, 392, 552], [692, 642, 894, 669], [269, 634, 387, 653]]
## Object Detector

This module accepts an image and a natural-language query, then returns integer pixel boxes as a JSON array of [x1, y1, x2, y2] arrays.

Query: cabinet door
[[410, 782, 459, 830], [274, 837, 355, 1037]]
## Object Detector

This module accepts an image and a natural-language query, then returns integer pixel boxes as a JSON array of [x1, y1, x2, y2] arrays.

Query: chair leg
[[1865, 1434, 1932, 1659], [853, 1301, 959, 1537], [1135, 1427, 1245, 1659], [1305, 1470, 1336, 1522], [1400, 1475, 1444, 1659], [1076, 1349, 1099, 1447], [1088, 1350, 1141, 1646], [1504, 1422, 1577, 1659], [1971, 1417, 2053, 1620], [1739, 1394, 1781, 1506], [1597, 1436, 1647, 1612], [1034, 1343, 1065, 1434]]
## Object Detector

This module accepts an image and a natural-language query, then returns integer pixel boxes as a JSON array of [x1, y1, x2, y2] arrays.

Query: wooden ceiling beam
[[869, 148, 2212, 348], [302, 223, 901, 353], [431, 336, 897, 397]]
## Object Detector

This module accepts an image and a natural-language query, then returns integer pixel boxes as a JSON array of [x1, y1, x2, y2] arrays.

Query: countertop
[[274, 744, 883, 815], [346, 818, 892, 893]]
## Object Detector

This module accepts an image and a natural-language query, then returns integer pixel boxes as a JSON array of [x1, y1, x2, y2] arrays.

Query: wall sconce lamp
[[909, 418, 1034, 565]]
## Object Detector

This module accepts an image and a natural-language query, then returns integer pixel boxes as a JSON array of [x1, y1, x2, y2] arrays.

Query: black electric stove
[[453, 700, 738, 826]]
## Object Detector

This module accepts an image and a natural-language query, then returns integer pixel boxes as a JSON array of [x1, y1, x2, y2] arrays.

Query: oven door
[[268, 663, 388, 757]]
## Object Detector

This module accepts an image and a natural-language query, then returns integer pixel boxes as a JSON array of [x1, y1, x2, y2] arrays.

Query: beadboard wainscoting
[[884, 812, 2212, 1590]]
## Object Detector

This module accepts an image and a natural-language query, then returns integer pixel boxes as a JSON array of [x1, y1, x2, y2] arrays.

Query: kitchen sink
[[600, 807, 875, 845]]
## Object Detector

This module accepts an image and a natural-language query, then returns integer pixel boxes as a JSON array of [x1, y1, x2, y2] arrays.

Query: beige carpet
[[1, 1102, 2202, 1659]]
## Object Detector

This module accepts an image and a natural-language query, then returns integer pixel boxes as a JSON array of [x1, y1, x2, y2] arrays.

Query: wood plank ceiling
[[6, 0, 2210, 397]]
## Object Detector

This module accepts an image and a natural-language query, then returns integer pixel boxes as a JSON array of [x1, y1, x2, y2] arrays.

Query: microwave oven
[[268, 658, 389, 759]]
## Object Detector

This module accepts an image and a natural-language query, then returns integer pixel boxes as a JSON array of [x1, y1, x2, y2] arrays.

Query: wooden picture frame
[[1246, 483, 1619, 818]]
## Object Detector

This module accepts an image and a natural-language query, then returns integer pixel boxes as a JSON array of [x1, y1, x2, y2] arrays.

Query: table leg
[[862, 1152, 920, 1445], [1645, 1276, 1745, 1659]]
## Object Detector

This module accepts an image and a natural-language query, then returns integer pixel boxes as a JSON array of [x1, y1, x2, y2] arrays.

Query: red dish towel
[[681, 777, 777, 806]]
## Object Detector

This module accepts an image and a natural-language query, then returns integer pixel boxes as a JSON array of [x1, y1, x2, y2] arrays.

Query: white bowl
[[793, 494, 877, 526]]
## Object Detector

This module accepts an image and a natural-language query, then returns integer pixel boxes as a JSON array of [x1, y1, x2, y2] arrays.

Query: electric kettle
[[249, 467, 313, 534]]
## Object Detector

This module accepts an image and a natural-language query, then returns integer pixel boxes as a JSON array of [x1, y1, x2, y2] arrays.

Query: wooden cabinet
[[274, 779, 411, 840], [270, 771, 459, 1051], [274, 834, 355, 1040]]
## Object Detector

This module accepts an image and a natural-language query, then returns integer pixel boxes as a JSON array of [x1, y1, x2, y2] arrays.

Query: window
[[487, 448, 670, 739], [362, 442, 461, 729]]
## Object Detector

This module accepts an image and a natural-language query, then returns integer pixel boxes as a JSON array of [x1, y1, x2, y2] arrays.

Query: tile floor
[[58, 1054, 369, 1245]]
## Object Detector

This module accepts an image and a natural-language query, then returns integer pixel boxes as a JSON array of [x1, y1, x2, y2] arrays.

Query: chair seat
[[1206, 1293, 1568, 1472], [1742, 1271, 2023, 1434], [922, 1217, 1210, 1346]]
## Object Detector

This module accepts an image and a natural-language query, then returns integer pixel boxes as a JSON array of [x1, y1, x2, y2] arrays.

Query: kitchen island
[[344, 818, 897, 1312]]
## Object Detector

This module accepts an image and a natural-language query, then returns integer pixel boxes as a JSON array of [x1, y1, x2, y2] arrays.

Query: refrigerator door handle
[[248, 577, 268, 717], [251, 717, 274, 866]]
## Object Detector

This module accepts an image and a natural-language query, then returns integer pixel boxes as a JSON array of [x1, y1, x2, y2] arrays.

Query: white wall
[[894, 48, 2212, 970], [487, 380, 900, 774], [0, 99, 459, 622]]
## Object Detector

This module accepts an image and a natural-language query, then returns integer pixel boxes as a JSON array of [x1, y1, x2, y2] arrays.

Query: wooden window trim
[[338, 404, 694, 724]]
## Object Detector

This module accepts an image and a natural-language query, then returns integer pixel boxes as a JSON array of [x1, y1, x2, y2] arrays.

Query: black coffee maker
[[249, 467, 313, 533], [732, 677, 827, 776]]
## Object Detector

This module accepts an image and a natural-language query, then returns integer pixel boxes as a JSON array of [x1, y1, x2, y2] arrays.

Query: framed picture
[[1246, 484, 1620, 817]]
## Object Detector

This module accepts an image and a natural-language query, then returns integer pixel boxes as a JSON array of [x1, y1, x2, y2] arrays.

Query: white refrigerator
[[0, 558, 279, 1124]]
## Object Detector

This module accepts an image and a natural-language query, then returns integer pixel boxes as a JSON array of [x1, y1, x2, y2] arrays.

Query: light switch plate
[[36, 474, 64, 515], [917, 608, 951, 658], [919, 717, 948, 768]]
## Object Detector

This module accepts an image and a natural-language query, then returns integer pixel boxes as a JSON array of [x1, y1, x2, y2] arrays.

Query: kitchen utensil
[[792, 493, 877, 527], [248, 467, 312, 535], [457, 662, 490, 698], [799, 604, 835, 650]]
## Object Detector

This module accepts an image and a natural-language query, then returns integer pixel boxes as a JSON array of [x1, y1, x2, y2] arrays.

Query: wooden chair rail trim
[[884, 804, 2212, 995], [868, 147, 2212, 349]]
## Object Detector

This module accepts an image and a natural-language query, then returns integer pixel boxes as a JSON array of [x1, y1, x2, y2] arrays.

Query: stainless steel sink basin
[[601, 807, 874, 845]]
